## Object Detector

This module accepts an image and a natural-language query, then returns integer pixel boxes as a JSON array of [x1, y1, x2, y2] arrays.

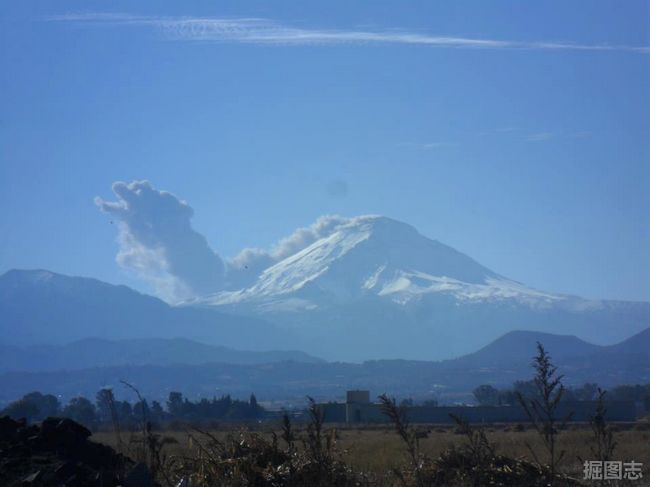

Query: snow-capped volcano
[[203, 215, 561, 310], [191, 215, 649, 361]]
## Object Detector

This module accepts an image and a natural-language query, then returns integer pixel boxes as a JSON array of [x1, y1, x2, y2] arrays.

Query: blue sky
[[1, 1, 648, 301]]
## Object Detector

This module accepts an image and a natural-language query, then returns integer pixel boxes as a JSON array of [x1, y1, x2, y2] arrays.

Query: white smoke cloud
[[96, 180, 353, 298], [226, 215, 350, 288], [96, 181, 226, 301]]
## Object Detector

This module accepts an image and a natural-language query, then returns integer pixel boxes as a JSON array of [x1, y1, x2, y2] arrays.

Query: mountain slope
[[197, 216, 650, 361], [606, 327, 650, 357], [208, 216, 543, 308], [450, 330, 602, 368], [3, 214, 650, 362], [0, 269, 291, 350], [1, 328, 647, 405], [0, 337, 322, 373]]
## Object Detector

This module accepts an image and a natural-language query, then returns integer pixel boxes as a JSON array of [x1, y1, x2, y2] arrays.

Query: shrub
[[517, 342, 572, 481]]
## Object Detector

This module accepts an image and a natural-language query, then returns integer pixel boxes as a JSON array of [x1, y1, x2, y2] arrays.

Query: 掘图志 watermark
[[583, 460, 643, 481]]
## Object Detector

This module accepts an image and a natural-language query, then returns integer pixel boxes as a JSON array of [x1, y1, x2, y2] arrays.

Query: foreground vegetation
[[89, 345, 648, 486], [3, 344, 649, 485], [92, 420, 650, 485]]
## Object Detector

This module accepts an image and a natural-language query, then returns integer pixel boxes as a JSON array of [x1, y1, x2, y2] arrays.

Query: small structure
[[318, 390, 378, 423], [346, 390, 370, 404]]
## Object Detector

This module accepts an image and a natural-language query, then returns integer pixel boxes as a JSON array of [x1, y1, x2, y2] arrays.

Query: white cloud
[[45, 14, 650, 53], [96, 180, 226, 301]]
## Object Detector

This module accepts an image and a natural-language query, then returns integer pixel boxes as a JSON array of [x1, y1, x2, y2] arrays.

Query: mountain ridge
[[0, 268, 294, 350], [450, 330, 603, 367], [1, 327, 647, 405], [0, 337, 323, 373], [3, 210, 650, 362], [185, 215, 650, 360]]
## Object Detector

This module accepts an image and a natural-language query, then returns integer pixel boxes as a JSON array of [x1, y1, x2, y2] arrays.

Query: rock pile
[[0, 415, 155, 486]]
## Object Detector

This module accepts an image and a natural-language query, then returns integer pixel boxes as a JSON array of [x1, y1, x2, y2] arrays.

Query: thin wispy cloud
[[525, 132, 555, 142], [421, 142, 456, 149], [398, 141, 457, 150], [45, 13, 650, 53]]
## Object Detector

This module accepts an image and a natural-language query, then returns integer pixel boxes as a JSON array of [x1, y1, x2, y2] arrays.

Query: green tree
[[133, 399, 149, 422], [2, 397, 39, 422], [473, 385, 499, 406], [63, 397, 97, 425], [95, 388, 117, 423], [150, 400, 164, 421], [167, 392, 184, 417], [1, 392, 60, 422], [118, 400, 133, 421], [513, 379, 538, 400]]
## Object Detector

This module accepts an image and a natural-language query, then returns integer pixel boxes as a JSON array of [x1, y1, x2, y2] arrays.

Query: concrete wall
[[346, 390, 370, 404], [319, 401, 637, 424], [319, 403, 347, 423]]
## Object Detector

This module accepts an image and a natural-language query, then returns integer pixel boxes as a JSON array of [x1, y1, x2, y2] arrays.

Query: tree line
[[0, 389, 264, 426], [473, 381, 650, 407]]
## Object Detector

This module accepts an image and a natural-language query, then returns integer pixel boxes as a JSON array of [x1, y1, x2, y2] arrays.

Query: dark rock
[[54, 461, 77, 479], [123, 462, 156, 487], [22, 470, 42, 483], [0, 417, 143, 486], [54, 418, 91, 448], [0, 416, 22, 440], [39, 417, 59, 442], [64, 474, 78, 485]]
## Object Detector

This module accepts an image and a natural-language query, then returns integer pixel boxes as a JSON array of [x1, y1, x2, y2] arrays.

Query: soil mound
[[0, 415, 155, 486]]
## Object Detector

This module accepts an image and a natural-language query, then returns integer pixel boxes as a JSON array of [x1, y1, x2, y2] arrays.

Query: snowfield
[[200, 215, 582, 310], [180, 215, 643, 360]]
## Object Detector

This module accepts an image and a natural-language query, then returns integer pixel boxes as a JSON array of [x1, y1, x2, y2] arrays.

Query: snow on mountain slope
[[184, 214, 650, 361], [3, 214, 648, 362], [202, 215, 565, 310]]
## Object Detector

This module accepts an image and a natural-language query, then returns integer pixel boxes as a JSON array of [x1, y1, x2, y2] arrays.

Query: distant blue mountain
[[0, 269, 292, 350], [0, 327, 647, 405], [451, 330, 602, 368], [2, 258, 649, 363], [0, 337, 323, 373]]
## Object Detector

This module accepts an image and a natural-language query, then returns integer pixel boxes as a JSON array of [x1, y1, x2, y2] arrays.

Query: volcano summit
[[189, 215, 650, 361]]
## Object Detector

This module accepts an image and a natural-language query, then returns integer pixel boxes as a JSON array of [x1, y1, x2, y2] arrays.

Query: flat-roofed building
[[346, 390, 370, 404]]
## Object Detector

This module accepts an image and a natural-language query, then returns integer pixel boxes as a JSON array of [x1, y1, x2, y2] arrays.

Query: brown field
[[92, 422, 650, 484]]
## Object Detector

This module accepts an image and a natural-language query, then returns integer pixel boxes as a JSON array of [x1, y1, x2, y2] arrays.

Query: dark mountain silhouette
[[0, 337, 323, 373], [450, 330, 602, 368], [0, 269, 292, 350], [606, 327, 650, 357], [1, 327, 647, 405]]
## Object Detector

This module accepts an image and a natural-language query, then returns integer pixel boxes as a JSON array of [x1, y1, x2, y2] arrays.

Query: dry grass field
[[92, 422, 650, 485]]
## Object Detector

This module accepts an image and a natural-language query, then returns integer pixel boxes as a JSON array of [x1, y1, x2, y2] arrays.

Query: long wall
[[319, 401, 637, 424]]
